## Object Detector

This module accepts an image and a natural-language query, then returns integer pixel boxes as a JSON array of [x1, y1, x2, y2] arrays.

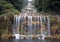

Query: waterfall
[[13, 15, 51, 39], [13, 15, 20, 39], [12, 0, 51, 39], [28, 0, 32, 1], [38, 16, 40, 34], [33, 17, 36, 35], [47, 16, 50, 36], [40, 16, 48, 39], [40, 16, 43, 36], [28, 16, 32, 35], [38, 16, 41, 34]]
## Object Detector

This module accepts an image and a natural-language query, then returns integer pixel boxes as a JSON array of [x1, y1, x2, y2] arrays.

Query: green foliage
[[34, 0, 60, 14], [0, 0, 20, 15], [3, 3, 14, 9], [8, 0, 24, 11], [57, 23, 60, 27]]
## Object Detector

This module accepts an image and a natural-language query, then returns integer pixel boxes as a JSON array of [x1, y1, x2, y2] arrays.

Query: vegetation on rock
[[0, 0, 60, 40]]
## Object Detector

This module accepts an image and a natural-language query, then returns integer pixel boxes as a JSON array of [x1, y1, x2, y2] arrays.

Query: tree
[[34, 0, 60, 14], [7, 0, 24, 11], [0, 0, 20, 15]]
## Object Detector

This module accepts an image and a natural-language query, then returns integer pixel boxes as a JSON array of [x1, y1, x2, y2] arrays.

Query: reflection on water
[[0, 39, 60, 42]]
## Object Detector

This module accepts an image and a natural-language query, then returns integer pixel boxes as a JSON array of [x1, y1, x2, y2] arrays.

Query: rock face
[[32, 35, 38, 39], [1, 33, 14, 39], [45, 35, 60, 40], [0, 15, 14, 39]]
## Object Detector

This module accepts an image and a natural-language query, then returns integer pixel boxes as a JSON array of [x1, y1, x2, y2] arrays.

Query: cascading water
[[13, 0, 51, 39], [47, 16, 50, 36], [34, 17, 36, 35], [28, 16, 32, 35], [40, 16, 43, 36], [13, 16, 51, 39], [13, 15, 20, 39]]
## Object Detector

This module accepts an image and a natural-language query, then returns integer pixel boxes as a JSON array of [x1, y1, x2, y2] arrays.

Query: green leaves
[[3, 3, 14, 9], [9, 0, 24, 11], [34, 0, 60, 14], [0, 0, 20, 15]]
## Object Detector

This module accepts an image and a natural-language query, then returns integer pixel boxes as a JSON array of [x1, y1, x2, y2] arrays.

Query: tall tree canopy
[[34, 0, 60, 14], [0, 0, 60, 15], [6, 0, 24, 11], [0, 0, 26, 15]]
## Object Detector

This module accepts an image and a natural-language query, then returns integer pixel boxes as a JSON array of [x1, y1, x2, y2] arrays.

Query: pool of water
[[0, 39, 60, 42]]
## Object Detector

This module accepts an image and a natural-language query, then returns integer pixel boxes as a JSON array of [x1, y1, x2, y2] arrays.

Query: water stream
[[13, 0, 51, 39]]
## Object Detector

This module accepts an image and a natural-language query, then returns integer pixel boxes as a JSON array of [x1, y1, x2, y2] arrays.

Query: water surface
[[0, 39, 60, 42]]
